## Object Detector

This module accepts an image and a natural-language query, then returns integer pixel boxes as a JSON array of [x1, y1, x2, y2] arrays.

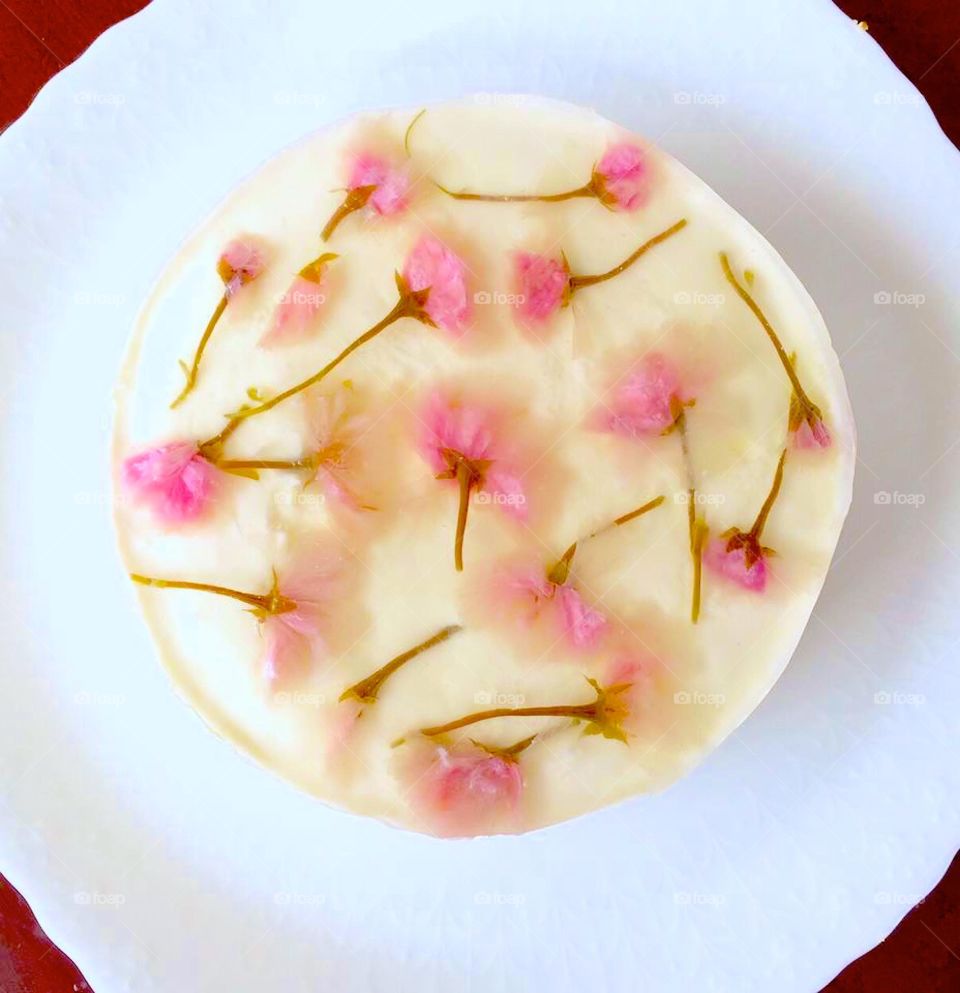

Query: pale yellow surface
[[113, 98, 855, 835]]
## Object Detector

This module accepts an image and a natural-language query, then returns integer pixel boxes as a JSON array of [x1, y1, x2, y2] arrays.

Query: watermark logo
[[474, 490, 526, 510], [474, 891, 525, 906], [74, 891, 125, 907], [273, 91, 326, 108], [873, 290, 925, 308], [673, 690, 726, 708], [674, 91, 726, 107], [674, 290, 725, 307], [873, 491, 925, 508], [873, 91, 922, 107], [473, 290, 525, 306], [74, 91, 125, 107], [274, 892, 326, 907], [471, 94, 530, 108], [273, 690, 327, 708], [74, 690, 125, 707], [674, 891, 726, 907], [873, 690, 926, 707], [874, 891, 925, 906], [74, 290, 126, 307], [673, 491, 725, 507], [275, 490, 324, 509], [280, 289, 326, 308], [474, 690, 526, 707]]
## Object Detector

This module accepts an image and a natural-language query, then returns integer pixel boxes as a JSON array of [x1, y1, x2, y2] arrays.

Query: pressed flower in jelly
[[130, 550, 341, 683], [402, 736, 529, 838], [704, 449, 787, 593], [171, 238, 266, 408], [414, 677, 632, 744], [259, 252, 337, 347], [493, 495, 665, 651], [437, 141, 651, 211], [597, 353, 706, 622], [321, 153, 411, 242], [122, 441, 219, 524], [513, 219, 688, 327], [416, 391, 526, 572], [125, 386, 380, 524], [720, 253, 831, 450], [295, 387, 378, 512], [198, 234, 472, 458]]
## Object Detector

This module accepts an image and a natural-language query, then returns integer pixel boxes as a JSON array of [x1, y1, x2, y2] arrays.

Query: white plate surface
[[0, 1, 958, 991]]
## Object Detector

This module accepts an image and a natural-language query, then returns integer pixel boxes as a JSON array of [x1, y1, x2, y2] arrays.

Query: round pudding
[[114, 97, 854, 837]]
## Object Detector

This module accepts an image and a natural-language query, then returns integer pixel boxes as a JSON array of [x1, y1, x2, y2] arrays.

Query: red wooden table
[[1, 2, 957, 990]]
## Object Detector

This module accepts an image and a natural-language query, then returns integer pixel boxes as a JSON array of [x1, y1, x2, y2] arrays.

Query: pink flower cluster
[[122, 442, 218, 524], [403, 235, 472, 334], [600, 352, 688, 438], [407, 742, 524, 838], [348, 153, 410, 217], [498, 566, 607, 651], [513, 252, 569, 326], [417, 392, 526, 519], [593, 143, 649, 211], [217, 239, 266, 298], [260, 553, 341, 684], [704, 538, 768, 592]]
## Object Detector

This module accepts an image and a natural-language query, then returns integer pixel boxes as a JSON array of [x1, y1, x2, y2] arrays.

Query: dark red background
[[1, 1, 957, 990]]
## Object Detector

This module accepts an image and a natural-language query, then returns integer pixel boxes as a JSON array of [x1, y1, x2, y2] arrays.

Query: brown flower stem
[[546, 541, 580, 585], [216, 458, 315, 471], [719, 252, 821, 419], [608, 494, 667, 529], [200, 292, 418, 455], [674, 406, 705, 624], [404, 108, 427, 156], [454, 460, 473, 572], [747, 449, 787, 541], [434, 180, 595, 203], [130, 574, 294, 613], [340, 624, 462, 704], [546, 494, 666, 584], [569, 218, 688, 291], [321, 185, 376, 241], [674, 410, 696, 550], [472, 733, 538, 762], [690, 520, 706, 624], [170, 294, 228, 409], [420, 701, 600, 738]]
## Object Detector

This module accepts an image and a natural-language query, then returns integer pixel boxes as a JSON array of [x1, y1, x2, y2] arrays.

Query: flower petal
[[403, 235, 471, 334]]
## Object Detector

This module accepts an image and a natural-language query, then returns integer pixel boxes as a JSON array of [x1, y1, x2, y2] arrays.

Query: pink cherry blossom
[[260, 553, 341, 683], [601, 352, 687, 438], [325, 698, 364, 760], [500, 567, 607, 650], [260, 276, 326, 346], [408, 742, 524, 837], [557, 585, 607, 648], [260, 253, 336, 347], [403, 236, 472, 334], [217, 238, 266, 298], [302, 390, 372, 511], [418, 392, 527, 520], [594, 143, 649, 211], [349, 153, 410, 216], [513, 251, 570, 325], [605, 653, 658, 733], [703, 536, 768, 592], [792, 415, 832, 450], [122, 441, 218, 523]]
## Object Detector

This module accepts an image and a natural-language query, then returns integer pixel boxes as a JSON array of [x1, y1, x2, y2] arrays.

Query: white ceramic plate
[[1, 1, 957, 990]]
